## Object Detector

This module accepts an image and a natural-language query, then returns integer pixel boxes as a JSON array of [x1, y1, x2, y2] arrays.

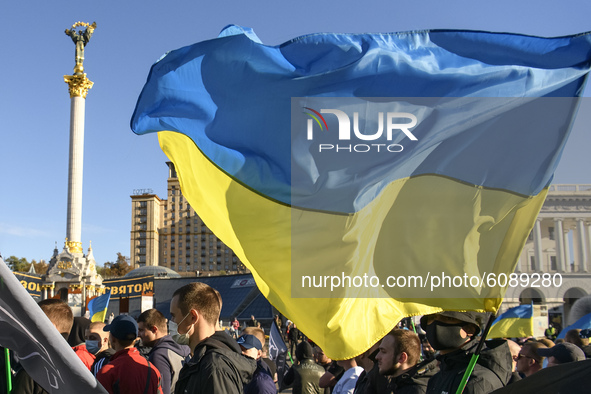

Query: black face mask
[[424, 320, 467, 351], [422, 349, 436, 360]]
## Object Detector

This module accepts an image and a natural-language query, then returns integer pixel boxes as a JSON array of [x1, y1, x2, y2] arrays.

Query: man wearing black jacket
[[375, 328, 435, 394], [170, 282, 256, 394], [420, 312, 512, 394]]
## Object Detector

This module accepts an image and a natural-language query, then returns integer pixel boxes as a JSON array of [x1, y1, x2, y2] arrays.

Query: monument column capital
[[64, 74, 94, 98]]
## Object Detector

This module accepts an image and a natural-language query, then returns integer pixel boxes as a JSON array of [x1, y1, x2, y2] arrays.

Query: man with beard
[[420, 312, 512, 394], [375, 329, 435, 394]]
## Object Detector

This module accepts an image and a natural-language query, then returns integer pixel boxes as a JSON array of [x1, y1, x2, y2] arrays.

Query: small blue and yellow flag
[[87, 291, 111, 323], [487, 304, 533, 339]]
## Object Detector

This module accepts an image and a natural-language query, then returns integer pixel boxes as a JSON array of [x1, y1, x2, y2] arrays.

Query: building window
[[530, 256, 536, 271], [550, 256, 557, 271], [528, 231, 533, 241], [549, 227, 555, 241]]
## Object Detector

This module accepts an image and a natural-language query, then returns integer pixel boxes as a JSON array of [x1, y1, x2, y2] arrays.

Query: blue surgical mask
[[170, 312, 193, 346], [86, 340, 101, 355], [542, 357, 549, 368]]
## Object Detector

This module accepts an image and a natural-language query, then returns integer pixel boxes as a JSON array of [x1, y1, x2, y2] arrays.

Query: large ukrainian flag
[[131, 25, 591, 359]]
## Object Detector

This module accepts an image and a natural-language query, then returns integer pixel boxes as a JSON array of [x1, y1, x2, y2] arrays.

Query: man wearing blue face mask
[[170, 282, 257, 394], [420, 312, 512, 394], [85, 321, 115, 376]]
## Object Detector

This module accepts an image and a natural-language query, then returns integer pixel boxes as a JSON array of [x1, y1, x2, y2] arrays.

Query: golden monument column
[[63, 22, 95, 254]]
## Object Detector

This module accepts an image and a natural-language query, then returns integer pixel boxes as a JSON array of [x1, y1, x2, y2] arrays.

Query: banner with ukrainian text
[[131, 25, 591, 359], [102, 276, 153, 298], [0, 258, 107, 393], [13, 272, 43, 298]]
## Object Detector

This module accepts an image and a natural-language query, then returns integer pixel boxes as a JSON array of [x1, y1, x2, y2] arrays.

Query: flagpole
[[455, 312, 496, 394], [4, 347, 11, 393]]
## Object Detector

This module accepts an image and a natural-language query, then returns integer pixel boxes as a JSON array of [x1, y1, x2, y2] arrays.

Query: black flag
[[0, 258, 106, 393]]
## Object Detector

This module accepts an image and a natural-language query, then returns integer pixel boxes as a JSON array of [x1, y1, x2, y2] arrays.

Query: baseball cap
[[420, 311, 485, 335], [103, 315, 138, 341], [237, 334, 262, 350], [537, 342, 586, 363]]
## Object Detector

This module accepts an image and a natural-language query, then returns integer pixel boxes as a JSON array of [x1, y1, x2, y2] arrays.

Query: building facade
[[503, 184, 591, 326], [130, 162, 248, 276]]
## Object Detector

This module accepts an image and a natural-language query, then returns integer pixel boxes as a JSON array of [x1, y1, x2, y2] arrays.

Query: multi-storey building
[[130, 162, 248, 276], [504, 184, 591, 326]]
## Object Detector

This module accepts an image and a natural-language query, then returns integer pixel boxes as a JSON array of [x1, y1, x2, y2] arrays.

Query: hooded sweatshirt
[[148, 335, 191, 394], [174, 330, 256, 394], [426, 338, 512, 394]]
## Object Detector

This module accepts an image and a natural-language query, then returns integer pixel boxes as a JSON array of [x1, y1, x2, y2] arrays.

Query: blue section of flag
[[492, 303, 533, 323], [132, 25, 591, 210], [557, 312, 591, 339]]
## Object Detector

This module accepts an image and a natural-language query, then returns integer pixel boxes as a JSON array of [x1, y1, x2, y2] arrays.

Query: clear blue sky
[[1, 0, 590, 266]]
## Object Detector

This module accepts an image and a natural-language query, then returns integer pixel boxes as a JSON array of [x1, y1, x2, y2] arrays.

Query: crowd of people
[[5, 283, 591, 394]]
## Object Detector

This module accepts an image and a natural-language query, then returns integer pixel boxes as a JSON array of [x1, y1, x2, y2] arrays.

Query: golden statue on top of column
[[65, 21, 97, 75]]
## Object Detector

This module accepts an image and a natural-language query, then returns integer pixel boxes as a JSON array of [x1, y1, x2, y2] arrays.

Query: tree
[[101, 253, 132, 277], [5, 256, 29, 272], [29, 259, 48, 275]]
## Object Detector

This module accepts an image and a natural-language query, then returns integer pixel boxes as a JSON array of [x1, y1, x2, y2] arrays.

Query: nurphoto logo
[[303, 106, 419, 153]]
